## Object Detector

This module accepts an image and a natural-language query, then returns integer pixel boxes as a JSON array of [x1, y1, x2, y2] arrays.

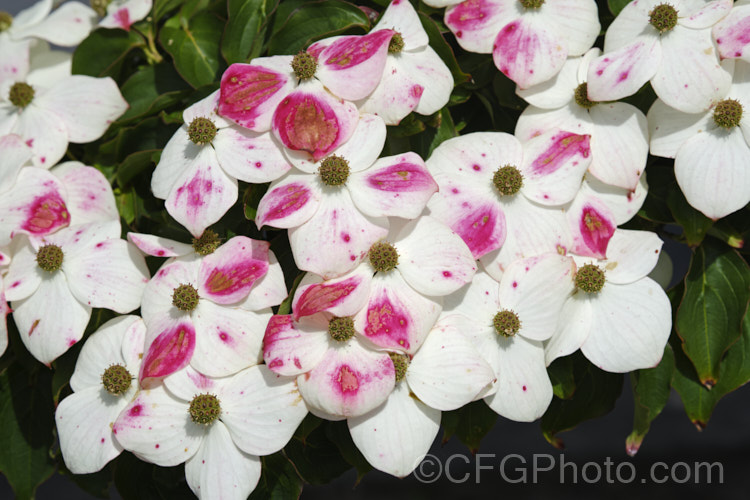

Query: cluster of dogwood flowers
[[1, 0, 748, 497]]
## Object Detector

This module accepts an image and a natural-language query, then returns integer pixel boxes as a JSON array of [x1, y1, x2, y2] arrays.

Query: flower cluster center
[[189, 393, 221, 425], [0, 12, 12, 32], [172, 284, 199, 311], [36, 244, 64, 272], [187, 117, 217, 145], [649, 4, 678, 33], [574, 82, 597, 109], [493, 310, 521, 337], [575, 264, 605, 293], [388, 33, 405, 54], [713, 99, 743, 129], [328, 316, 356, 342], [519, 0, 545, 9], [493, 165, 523, 196], [101, 364, 132, 395], [319, 155, 350, 186], [389, 352, 409, 382], [90, 0, 111, 17], [9, 82, 34, 109], [292, 51, 317, 80], [192, 229, 221, 255], [369, 241, 399, 273]]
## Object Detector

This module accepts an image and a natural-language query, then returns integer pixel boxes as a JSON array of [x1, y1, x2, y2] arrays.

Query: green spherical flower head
[[192, 229, 221, 255], [388, 33, 405, 54], [101, 364, 132, 396], [389, 352, 409, 382], [574, 82, 597, 109], [328, 316, 356, 342], [90, 0, 110, 16], [9, 82, 34, 109], [187, 117, 217, 145], [319, 155, 350, 186], [519, 0, 545, 8], [172, 284, 199, 312], [291, 51, 317, 80], [369, 241, 399, 273], [493, 165, 523, 196], [493, 310, 521, 337], [713, 99, 743, 129], [0, 12, 12, 32], [649, 4, 678, 33], [575, 264, 605, 293], [36, 244, 63, 272], [189, 393, 221, 425]]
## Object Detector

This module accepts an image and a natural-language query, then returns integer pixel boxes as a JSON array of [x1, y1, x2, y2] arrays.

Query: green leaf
[[223, 0, 279, 63], [675, 238, 750, 387], [325, 421, 373, 481], [113, 453, 165, 500], [626, 345, 675, 456], [284, 422, 352, 484], [159, 12, 225, 88], [72, 28, 144, 79], [707, 207, 750, 249], [116, 150, 159, 187], [153, 0, 187, 21], [547, 356, 575, 400], [243, 182, 270, 221], [667, 186, 713, 247], [492, 72, 526, 110], [117, 63, 191, 124], [0, 363, 56, 500], [410, 107, 458, 159], [267, 0, 370, 55], [418, 12, 470, 85], [637, 165, 674, 224], [249, 453, 303, 500], [608, 0, 631, 16], [277, 272, 305, 315], [673, 311, 750, 429], [541, 353, 623, 449], [441, 400, 498, 453]]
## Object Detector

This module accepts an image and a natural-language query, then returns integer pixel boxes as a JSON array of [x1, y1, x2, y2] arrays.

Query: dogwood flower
[[357, 0, 453, 125], [349, 321, 494, 477], [0, 0, 96, 48], [139, 236, 285, 383], [55, 315, 146, 474], [649, 59, 750, 219], [516, 48, 649, 190], [425, 130, 587, 278], [4, 220, 149, 364], [93, 0, 152, 31], [218, 29, 394, 158], [0, 49, 128, 167], [256, 114, 438, 279], [444, 0, 600, 89], [151, 90, 290, 237], [0, 276, 9, 358], [545, 229, 672, 372], [713, 0, 750, 62], [587, 0, 733, 113], [113, 365, 308, 499], [440, 254, 575, 421]]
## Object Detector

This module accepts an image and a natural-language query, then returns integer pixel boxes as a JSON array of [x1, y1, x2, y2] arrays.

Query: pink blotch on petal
[[363, 300, 411, 350], [452, 205, 505, 259], [446, 0, 494, 32], [218, 64, 288, 128], [113, 8, 131, 30], [529, 132, 591, 175], [294, 277, 361, 320], [258, 183, 312, 226], [715, 16, 750, 59], [139, 323, 196, 382], [21, 193, 70, 235], [273, 92, 345, 161], [321, 30, 394, 70], [203, 260, 269, 298], [579, 205, 615, 259], [366, 162, 436, 193]]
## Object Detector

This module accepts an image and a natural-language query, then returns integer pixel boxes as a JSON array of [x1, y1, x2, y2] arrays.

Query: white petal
[[445, 0, 513, 54], [544, 294, 593, 366], [714, 2, 750, 61], [26, 44, 72, 89], [37, 76, 127, 142], [588, 102, 649, 190], [152, 127, 201, 199], [190, 301, 268, 377], [0, 133, 31, 193], [348, 382, 440, 478], [183, 90, 231, 129], [407, 323, 495, 411], [542, 0, 600, 55], [373, 0, 428, 49], [516, 53, 580, 109], [12, 2, 97, 47], [10, 0, 52, 32], [165, 147, 239, 237], [55, 387, 128, 474], [395, 216, 476, 296], [648, 98, 712, 158], [263, 314, 330, 376], [235, 251, 288, 312], [582, 278, 672, 372], [652, 26, 731, 113], [3, 239, 43, 301], [185, 422, 261, 500], [602, 0, 655, 52], [112, 385, 204, 466], [64, 239, 149, 313], [213, 127, 290, 183], [409, 47, 454, 116], [356, 56, 422, 125], [483, 336, 553, 421], [499, 253, 576, 342], [604, 229, 664, 285], [515, 103, 591, 142], [579, 173, 648, 225], [51, 162, 119, 224], [11, 102, 67, 168], [679, 0, 732, 29], [427, 131, 523, 183], [101, 0, 154, 31], [674, 127, 750, 219], [127, 233, 194, 258], [255, 173, 322, 229], [141, 258, 200, 323], [586, 35, 661, 102], [12, 271, 91, 365], [221, 365, 308, 455]]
